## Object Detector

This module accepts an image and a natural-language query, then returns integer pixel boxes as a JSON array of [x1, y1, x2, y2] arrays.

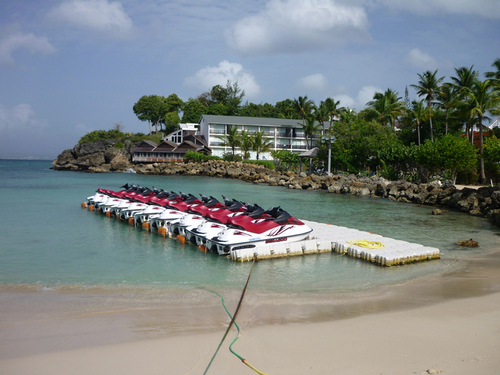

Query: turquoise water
[[1, 159, 499, 294]]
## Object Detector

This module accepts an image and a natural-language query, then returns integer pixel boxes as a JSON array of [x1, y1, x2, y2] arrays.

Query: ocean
[[1, 159, 499, 296]]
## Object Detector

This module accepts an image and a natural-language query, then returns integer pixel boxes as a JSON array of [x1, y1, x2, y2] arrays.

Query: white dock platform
[[230, 220, 440, 266]]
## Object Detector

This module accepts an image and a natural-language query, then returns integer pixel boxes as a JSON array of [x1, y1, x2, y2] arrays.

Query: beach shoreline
[[1, 248, 500, 374]]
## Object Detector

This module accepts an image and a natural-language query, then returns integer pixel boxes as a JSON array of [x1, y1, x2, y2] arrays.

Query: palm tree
[[339, 108, 356, 124], [251, 131, 273, 160], [324, 97, 342, 134], [466, 78, 500, 183], [451, 66, 478, 142], [301, 116, 321, 149], [407, 99, 426, 146], [293, 96, 315, 127], [239, 130, 252, 160], [314, 101, 329, 135], [436, 83, 459, 135], [217, 125, 241, 160], [366, 89, 405, 130], [485, 58, 500, 81], [410, 70, 445, 142]]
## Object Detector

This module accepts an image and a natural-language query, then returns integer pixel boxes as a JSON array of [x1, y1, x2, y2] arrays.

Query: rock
[[74, 152, 105, 168], [73, 140, 114, 157], [469, 209, 483, 216], [425, 369, 444, 374], [456, 239, 479, 247], [431, 209, 447, 215], [89, 164, 111, 173], [110, 151, 131, 171]]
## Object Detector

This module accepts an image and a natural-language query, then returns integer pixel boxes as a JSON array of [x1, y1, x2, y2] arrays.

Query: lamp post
[[321, 135, 336, 176]]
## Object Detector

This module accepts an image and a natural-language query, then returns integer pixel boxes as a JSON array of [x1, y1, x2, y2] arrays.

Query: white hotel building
[[197, 114, 326, 160]]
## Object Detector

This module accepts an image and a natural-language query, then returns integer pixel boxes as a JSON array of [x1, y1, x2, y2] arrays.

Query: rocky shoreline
[[52, 143, 500, 228]]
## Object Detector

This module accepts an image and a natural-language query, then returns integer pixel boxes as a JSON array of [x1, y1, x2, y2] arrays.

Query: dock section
[[230, 220, 440, 266]]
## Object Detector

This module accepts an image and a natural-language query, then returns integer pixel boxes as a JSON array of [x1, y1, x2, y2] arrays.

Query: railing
[[132, 155, 183, 163]]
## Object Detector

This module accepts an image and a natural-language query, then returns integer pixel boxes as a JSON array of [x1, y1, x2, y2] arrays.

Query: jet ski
[[133, 205, 166, 227], [187, 200, 250, 246], [205, 210, 312, 255]]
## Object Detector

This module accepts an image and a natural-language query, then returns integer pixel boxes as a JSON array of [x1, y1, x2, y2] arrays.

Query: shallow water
[[0, 160, 499, 295]]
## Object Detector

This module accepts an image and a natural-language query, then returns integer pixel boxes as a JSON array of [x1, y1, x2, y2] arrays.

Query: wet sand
[[1, 249, 500, 374]]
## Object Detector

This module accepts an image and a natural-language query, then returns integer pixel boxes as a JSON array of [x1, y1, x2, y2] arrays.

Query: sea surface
[[1, 159, 499, 295]]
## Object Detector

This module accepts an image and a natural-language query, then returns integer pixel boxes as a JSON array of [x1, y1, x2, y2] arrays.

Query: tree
[[165, 94, 183, 115], [149, 95, 170, 133], [323, 97, 342, 134], [239, 130, 252, 160], [366, 89, 404, 130], [415, 135, 477, 184], [251, 131, 273, 160], [436, 83, 458, 135], [217, 125, 240, 160], [450, 66, 478, 143], [466, 79, 500, 183], [485, 58, 500, 81], [377, 138, 416, 180], [163, 112, 180, 134], [301, 116, 321, 149], [314, 101, 329, 135], [271, 150, 300, 172], [133, 95, 153, 135], [406, 99, 426, 146], [275, 99, 297, 119], [410, 70, 445, 142], [225, 81, 245, 115], [181, 98, 206, 123], [329, 117, 395, 173], [293, 95, 315, 127]]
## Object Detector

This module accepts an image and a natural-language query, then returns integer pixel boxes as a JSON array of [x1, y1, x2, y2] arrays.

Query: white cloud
[[403, 48, 438, 70], [0, 103, 49, 132], [226, 0, 370, 56], [403, 48, 453, 71], [0, 33, 56, 67], [333, 85, 382, 110], [49, 0, 134, 38], [369, 0, 500, 19], [184, 60, 261, 98], [296, 73, 328, 91]]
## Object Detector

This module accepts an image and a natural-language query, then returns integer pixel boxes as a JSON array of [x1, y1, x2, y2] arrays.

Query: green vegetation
[[125, 58, 500, 183], [78, 129, 162, 145], [184, 151, 274, 169], [78, 129, 124, 144], [183, 150, 221, 162]]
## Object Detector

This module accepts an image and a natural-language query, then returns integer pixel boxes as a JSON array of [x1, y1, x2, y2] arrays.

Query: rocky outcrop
[[52, 143, 500, 228], [52, 140, 133, 172]]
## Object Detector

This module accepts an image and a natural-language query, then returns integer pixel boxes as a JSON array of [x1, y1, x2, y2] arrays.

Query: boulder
[[74, 152, 105, 168], [73, 140, 115, 157], [110, 151, 131, 171]]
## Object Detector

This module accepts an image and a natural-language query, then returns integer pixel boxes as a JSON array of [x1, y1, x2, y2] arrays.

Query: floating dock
[[230, 220, 440, 266], [84, 205, 440, 267]]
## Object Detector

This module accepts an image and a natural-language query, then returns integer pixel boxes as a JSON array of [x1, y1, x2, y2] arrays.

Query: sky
[[0, 0, 499, 159]]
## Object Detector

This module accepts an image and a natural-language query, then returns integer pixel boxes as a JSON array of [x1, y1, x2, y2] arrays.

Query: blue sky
[[1, 0, 499, 159]]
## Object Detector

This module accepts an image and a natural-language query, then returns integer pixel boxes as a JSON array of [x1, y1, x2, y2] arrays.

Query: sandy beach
[[2, 247, 500, 375]]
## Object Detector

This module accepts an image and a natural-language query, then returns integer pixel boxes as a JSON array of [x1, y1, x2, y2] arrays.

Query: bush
[[78, 129, 124, 144], [222, 152, 242, 162], [184, 151, 221, 162], [271, 150, 300, 172], [244, 160, 275, 170]]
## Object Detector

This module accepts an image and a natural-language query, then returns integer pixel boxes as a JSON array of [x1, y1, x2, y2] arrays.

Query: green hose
[[202, 258, 268, 375], [206, 289, 244, 361]]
